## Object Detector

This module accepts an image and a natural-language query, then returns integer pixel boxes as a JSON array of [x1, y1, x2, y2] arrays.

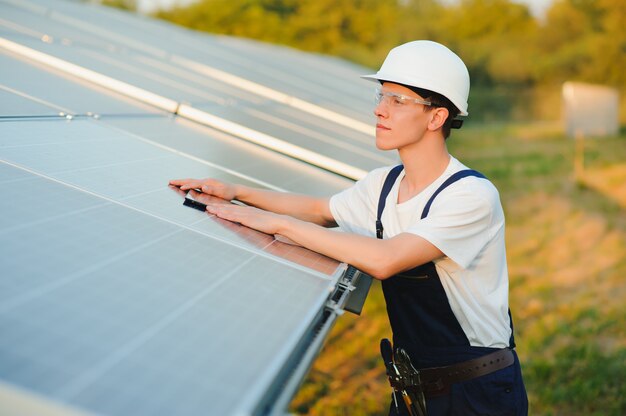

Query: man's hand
[[169, 178, 237, 201], [206, 202, 287, 237]]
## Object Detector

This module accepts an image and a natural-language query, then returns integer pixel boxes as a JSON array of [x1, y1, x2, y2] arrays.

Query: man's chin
[[375, 140, 395, 151]]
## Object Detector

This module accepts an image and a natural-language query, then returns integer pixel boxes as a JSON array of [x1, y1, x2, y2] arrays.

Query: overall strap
[[376, 167, 487, 237], [421, 170, 486, 219], [376, 165, 404, 239]]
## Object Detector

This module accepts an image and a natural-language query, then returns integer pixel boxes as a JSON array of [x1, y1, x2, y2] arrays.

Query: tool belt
[[415, 347, 514, 397], [381, 339, 515, 416]]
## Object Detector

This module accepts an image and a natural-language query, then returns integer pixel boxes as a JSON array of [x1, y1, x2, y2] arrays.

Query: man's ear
[[428, 107, 449, 131]]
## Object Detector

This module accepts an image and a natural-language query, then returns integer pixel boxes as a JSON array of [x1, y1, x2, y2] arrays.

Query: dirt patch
[[581, 164, 626, 208]]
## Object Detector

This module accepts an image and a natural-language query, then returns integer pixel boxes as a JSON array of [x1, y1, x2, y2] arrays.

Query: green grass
[[291, 122, 626, 415], [452, 123, 626, 415]]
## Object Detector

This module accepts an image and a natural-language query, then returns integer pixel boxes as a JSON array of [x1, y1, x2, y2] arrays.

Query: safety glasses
[[374, 88, 432, 108]]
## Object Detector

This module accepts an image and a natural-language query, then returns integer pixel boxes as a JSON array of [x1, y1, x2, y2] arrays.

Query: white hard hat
[[362, 40, 470, 116]]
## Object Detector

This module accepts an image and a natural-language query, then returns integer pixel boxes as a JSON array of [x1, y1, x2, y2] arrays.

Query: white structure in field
[[563, 81, 620, 138]]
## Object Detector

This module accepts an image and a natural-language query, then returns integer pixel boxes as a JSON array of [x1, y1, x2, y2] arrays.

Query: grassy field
[[291, 122, 626, 415]]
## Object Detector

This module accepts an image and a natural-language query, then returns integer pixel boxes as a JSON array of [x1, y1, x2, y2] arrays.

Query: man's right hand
[[169, 178, 238, 201]]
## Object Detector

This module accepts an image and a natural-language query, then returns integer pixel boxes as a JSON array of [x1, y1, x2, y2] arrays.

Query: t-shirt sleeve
[[407, 181, 498, 269], [329, 167, 389, 236]]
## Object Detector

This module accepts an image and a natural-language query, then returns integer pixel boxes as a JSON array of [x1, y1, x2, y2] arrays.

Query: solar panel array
[[0, 0, 384, 414]]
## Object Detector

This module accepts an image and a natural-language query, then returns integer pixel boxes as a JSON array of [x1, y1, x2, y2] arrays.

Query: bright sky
[[136, 0, 554, 19], [511, 0, 553, 18]]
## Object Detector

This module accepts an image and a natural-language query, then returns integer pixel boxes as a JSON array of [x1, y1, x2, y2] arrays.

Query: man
[[170, 40, 528, 415]]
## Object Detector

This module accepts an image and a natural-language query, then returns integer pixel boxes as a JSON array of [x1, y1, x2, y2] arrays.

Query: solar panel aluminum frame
[[253, 265, 372, 415]]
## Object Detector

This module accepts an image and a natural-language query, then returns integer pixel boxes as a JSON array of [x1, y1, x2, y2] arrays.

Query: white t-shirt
[[329, 157, 511, 348]]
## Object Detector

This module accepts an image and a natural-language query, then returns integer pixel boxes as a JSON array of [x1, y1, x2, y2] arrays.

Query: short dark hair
[[404, 85, 462, 139]]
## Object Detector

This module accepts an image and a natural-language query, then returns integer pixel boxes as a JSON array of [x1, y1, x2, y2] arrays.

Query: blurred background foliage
[[151, 0, 626, 123], [102, 0, 625, 414]]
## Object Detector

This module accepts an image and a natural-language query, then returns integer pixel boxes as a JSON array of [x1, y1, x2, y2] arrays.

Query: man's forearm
[[235, 185, 335, 227], [276, 216, 443, 279]]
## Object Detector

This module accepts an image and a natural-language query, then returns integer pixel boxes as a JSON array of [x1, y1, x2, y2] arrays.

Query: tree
[[534, 0, 626, 89], [437, 0, 537, 86]]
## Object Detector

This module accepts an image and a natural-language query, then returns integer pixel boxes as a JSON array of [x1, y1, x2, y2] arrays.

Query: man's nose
[[374, 101, 388, 118]]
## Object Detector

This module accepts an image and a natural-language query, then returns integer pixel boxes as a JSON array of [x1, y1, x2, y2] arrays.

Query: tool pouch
[[380, 338, 427, 416]]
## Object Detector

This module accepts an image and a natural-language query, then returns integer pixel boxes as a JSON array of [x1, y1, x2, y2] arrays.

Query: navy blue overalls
[[377, 165, 528, 416]]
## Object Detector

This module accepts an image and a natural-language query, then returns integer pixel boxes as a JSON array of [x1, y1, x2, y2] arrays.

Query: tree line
[[154, 0, 625, 90]]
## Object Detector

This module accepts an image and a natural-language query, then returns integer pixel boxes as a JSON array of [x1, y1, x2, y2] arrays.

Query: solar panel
[[0, 51, 354, 195], [0, 52, 162, 116], [0, 1, 377, 414], [0, 0, 396, 178], [0, 164, 340, 416], [0, 86, 61, 117], [8, 0, 374, 122]]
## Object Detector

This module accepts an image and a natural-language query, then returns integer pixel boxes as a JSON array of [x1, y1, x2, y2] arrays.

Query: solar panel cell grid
[[0, 88, 61, 117], [0, 164, 336, 415]]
